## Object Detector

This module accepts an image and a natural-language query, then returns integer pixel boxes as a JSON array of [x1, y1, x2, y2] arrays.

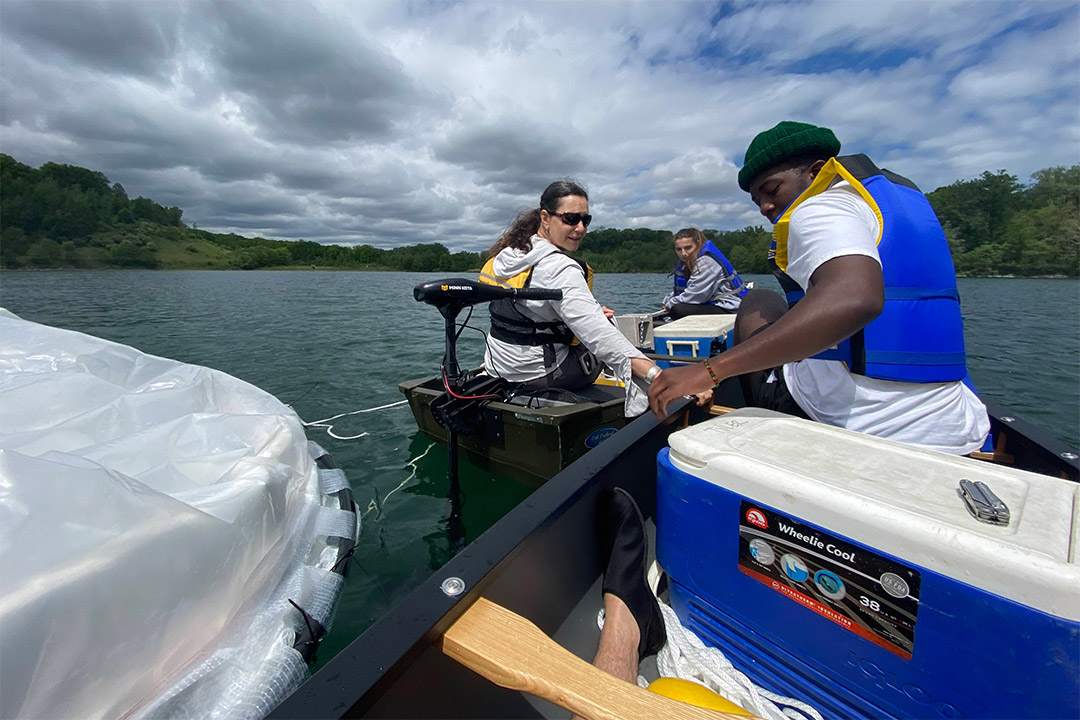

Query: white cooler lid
[[654, 314, 737, 338], [667, 408, 1080, 620]]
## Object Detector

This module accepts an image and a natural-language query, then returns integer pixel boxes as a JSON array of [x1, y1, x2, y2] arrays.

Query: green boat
[[399, 373, 627, 483], [397, 279, 739, 483]]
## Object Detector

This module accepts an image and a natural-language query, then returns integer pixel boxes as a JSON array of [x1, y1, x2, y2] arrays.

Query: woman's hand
[[601, 305, 615, 320], [647, 362, 716, 419]]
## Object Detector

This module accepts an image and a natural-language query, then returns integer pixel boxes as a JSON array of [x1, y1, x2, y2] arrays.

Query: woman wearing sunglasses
[[479, 179, 661, 416], [661, 227, 749, 319]]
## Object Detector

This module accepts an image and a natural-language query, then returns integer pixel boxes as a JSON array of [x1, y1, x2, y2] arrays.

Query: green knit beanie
[[737, 121, 841, 191]]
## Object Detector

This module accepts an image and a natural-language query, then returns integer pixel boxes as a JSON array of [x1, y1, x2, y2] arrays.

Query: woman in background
[[661, 227, 748, 319]]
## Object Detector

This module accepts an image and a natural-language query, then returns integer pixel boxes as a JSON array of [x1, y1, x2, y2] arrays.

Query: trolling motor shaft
[[414, 278, 564, 547]]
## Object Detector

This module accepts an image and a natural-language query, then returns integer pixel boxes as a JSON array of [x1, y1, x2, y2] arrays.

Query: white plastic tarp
[[0, 309, 353, 719]]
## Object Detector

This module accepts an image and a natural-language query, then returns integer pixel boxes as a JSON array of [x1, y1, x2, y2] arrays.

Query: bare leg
[[592, 593, 640, 683], [570, 593, 641, 720], [573, 489, 665, 719]]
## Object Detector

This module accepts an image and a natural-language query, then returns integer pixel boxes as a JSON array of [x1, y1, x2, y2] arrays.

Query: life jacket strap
[[489, 309, 575, 346], [481, 249, 590, 352], [863, 350, 968, 366], [884, 287, 960, 301]]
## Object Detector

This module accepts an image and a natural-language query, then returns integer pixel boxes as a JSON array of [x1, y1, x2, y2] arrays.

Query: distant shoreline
[[2, 266, 1075, 279]]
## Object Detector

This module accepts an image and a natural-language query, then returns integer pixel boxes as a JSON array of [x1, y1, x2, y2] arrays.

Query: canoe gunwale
[[268, 397, 696, 719], [982, 400, 1079, 480]]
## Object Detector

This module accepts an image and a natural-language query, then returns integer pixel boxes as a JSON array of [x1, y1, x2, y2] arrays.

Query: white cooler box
[[656, 408, 1080, 719], [652, 314, 737, 368]]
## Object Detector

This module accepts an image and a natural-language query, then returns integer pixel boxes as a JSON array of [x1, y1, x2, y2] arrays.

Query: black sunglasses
[[549, 210, 592, 228]]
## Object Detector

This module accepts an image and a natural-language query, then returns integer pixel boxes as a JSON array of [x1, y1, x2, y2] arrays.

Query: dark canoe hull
[[271, 398, 701, 719], [981, 400, 1079, 480], [399, 375, 629, 482], [270, 401, 1077, 720]]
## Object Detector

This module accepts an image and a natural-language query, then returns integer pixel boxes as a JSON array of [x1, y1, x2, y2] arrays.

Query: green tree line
[[929, 167, 1079, 276], [1, 153, 1076, 276], [0, 154, 484, 272]]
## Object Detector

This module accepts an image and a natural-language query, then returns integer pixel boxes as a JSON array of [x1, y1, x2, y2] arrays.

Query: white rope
[[652, 601, 825, 720], [295, 399, 408, 441], [359, 442, 437, 520]]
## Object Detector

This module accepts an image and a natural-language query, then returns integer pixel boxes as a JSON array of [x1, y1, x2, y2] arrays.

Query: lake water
[[1, 270, 1077, 670]]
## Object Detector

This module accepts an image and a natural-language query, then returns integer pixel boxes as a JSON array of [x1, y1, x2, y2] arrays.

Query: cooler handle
[[666, 340, 700, 358]]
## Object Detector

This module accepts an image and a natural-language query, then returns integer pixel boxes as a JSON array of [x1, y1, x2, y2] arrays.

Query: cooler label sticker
[[738, 500, 920, 660]]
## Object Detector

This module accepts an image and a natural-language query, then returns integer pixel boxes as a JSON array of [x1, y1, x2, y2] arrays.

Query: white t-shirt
[[781, 182, 990, 455]]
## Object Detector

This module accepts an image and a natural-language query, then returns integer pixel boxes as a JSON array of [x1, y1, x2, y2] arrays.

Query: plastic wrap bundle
[[0, 310, 358, 719]]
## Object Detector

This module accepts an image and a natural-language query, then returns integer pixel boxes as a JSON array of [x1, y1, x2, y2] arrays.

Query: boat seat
[[507, 381, 624, 407]]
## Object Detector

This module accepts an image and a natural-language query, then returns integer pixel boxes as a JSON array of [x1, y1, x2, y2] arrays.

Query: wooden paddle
[[441, 596, 758, 720]]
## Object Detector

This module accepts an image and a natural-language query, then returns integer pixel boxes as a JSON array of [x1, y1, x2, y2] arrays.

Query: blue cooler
[[656, 408, 1080, 720], [652, 315, 737, 369]]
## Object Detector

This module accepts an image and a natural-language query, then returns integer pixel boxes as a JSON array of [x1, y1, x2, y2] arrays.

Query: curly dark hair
[[487, 179, 588, 257]]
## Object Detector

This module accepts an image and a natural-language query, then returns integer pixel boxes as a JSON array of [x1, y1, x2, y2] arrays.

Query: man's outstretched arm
[[647, 254, 884, 418]]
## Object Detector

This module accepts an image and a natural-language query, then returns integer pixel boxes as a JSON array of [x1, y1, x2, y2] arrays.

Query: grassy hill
[[1, 153, 1076, 276]]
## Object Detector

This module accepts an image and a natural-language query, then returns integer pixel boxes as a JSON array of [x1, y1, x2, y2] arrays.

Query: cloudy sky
[[1, 1, 1077, 251]]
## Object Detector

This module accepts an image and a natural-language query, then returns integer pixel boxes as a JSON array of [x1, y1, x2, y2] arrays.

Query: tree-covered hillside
[[928, 167, 1079, 277], [577, 225, 772, 274], [1, 154, 1076, 276], [0, 155, 484, 272]]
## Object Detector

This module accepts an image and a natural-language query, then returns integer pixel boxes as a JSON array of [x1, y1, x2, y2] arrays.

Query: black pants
[[512, 344, 602, 393], [667, 302, 736, 320], [734, 290, 810, 419], [741, 362, 811, 419]]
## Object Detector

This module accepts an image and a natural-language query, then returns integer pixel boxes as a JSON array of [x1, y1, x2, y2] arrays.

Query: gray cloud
[[434, 121, 592, 196], [201, 2, 442, 145], [0, 1, 181, 81], [0, 0, 1076, 250]]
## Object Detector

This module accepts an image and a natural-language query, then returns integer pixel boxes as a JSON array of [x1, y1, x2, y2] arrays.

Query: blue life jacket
[[769, 154, 967, 384], [673, 240, 748, 303]]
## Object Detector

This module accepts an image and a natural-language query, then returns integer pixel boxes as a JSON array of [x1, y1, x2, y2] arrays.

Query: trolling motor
[[414, 278, 562, 390], [414, 278, 563, 550]]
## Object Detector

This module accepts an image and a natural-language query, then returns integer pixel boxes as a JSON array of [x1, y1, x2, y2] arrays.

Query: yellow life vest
[[479, 251, 592, 347]]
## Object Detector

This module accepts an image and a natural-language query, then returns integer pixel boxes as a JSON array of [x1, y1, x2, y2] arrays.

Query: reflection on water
[[1, 269, 1077, 672]]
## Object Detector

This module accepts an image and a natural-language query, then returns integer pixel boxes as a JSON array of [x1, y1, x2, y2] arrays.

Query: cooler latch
[[958, 479, 1010, 526], [634, 317, 650, 346]]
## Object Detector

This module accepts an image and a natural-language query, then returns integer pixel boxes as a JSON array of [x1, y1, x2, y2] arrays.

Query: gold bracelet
[[704, 358, 721, 386]]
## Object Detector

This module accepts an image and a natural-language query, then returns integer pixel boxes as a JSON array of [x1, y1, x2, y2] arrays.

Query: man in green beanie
[[649, 121, 989, 454]]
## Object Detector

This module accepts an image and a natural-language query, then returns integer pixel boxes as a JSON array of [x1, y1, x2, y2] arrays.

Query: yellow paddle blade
[[648, 677, 752, 715]]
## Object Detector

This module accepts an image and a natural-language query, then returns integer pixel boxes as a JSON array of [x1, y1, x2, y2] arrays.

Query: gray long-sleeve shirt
[[662, 255, 743, 312], [481, 236, 649, 415]]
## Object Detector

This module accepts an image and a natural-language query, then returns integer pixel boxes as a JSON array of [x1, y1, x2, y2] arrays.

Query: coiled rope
[[651, 602, 824, 720]]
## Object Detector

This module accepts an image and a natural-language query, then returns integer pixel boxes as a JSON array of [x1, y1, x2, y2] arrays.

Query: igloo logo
[[746, 508, 768, 529]]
